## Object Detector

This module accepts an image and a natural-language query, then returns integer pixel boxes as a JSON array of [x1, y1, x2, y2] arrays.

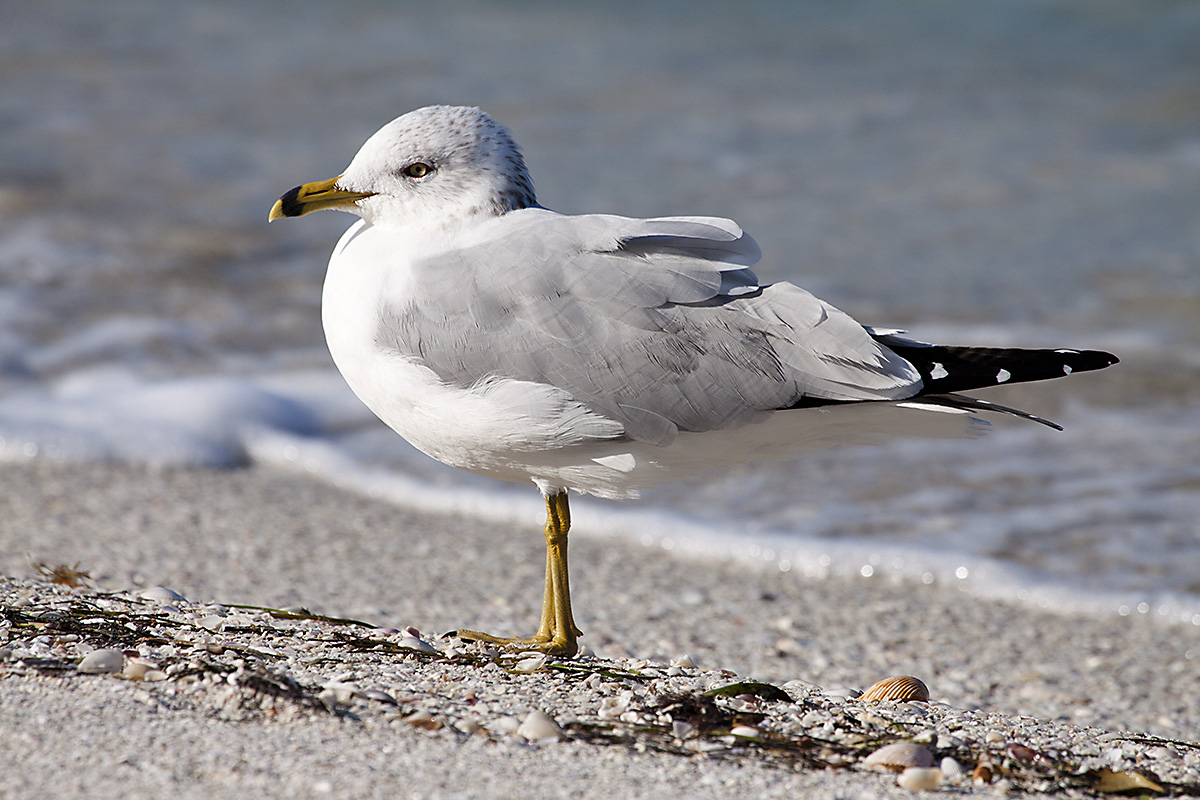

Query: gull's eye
[[403, 162, 432, 179]]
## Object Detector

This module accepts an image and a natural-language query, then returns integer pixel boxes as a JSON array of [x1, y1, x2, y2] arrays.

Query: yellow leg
[[457, 491, 581, 658]]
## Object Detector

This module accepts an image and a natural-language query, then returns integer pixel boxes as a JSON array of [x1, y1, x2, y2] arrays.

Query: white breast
[[320, 220, 626, 489]]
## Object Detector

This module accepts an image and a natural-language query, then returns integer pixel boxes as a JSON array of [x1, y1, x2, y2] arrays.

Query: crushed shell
[[863, 742, 936, 772], [939, 757, 965, 778], [860, 675, 930, 703], [397, 636, 437, 654], [77, 649, 125, 674], [138, 586, 186, 603], [516, 710, 563, 742], [404, 709, 441, 730], [122, 658, 160, 680], [514, 654, 549, 672], [597, 696, 629, 719], [897, 767, 943, 791]]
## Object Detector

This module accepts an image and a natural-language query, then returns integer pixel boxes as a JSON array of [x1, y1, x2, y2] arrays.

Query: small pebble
[[78, 649, 125, 674]]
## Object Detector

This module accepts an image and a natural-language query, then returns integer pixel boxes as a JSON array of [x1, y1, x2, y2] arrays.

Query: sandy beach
[[3, 460, 1198, 799]]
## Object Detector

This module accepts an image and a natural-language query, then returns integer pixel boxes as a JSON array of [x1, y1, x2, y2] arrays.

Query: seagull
[[270, 105, 1117, 657]]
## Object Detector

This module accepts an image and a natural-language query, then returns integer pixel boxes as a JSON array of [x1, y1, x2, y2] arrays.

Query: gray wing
[[377, 212, 922, 445]]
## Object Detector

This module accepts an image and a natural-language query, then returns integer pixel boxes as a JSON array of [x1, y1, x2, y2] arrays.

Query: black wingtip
[[871, 337, 1120, 395]]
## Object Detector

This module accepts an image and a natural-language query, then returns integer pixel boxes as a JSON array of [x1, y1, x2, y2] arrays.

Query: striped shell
[[861, 675, 930, 703], [863, 742, 936, 772]]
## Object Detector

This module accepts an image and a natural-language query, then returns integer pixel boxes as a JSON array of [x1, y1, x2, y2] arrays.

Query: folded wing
[[377, 211, 924, 445]]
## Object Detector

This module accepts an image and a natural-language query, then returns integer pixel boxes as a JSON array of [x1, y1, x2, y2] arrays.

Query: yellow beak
[[268, 175, 375, 221]]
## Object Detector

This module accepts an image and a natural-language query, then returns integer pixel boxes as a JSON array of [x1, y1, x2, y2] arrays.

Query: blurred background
[[1, 1, 1198, 612]]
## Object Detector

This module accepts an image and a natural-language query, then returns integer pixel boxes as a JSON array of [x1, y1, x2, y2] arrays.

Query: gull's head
[[269, 105, 536, 228]]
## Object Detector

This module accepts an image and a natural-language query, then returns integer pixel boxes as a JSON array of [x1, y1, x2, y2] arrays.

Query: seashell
[[78, 649, 125, 674], [861, 675, 930, 703], [597, 696, 629, 719], [398, 636, 437, 654], [513, 654, 548, 672], [454, 718, 482, 735], [864, 742, 936, 772], [363, 688, 397, 705], [488, 715, 521, 734], [322, 681, 364, 705], [404, 709, 441, 730], [1092, 768, 1164, 794], [671, 654, 697, 668], [1007, 743, 1041, 763], [896, 766, 943, 792], [672, 720, 696, 739], [123, 658, 161, 680], [939, 757, 965, 778], [730, 725, 761, 739], [823, 687, 862, 701], [972, 763, 994, 784], [984, 730, 1005, 744], [197, 615, 226, 631], [139, 586, 186, 603], [516, 710, 563, 742]]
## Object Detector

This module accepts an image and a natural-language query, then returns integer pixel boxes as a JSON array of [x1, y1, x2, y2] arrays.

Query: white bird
[[270, 105, 1117, 657]]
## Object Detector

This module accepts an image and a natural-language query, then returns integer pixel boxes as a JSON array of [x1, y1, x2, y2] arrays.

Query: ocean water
[[2, 1, 1198, 621]]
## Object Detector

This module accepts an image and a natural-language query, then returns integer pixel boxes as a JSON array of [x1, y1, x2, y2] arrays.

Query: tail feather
[[901, 394, 1064, 430]]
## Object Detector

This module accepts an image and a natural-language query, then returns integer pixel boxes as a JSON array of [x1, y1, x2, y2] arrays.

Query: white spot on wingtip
[[996, 369, 1012, 383], [930, 362, 949, 380], [1063, 364, 1073, 375]]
